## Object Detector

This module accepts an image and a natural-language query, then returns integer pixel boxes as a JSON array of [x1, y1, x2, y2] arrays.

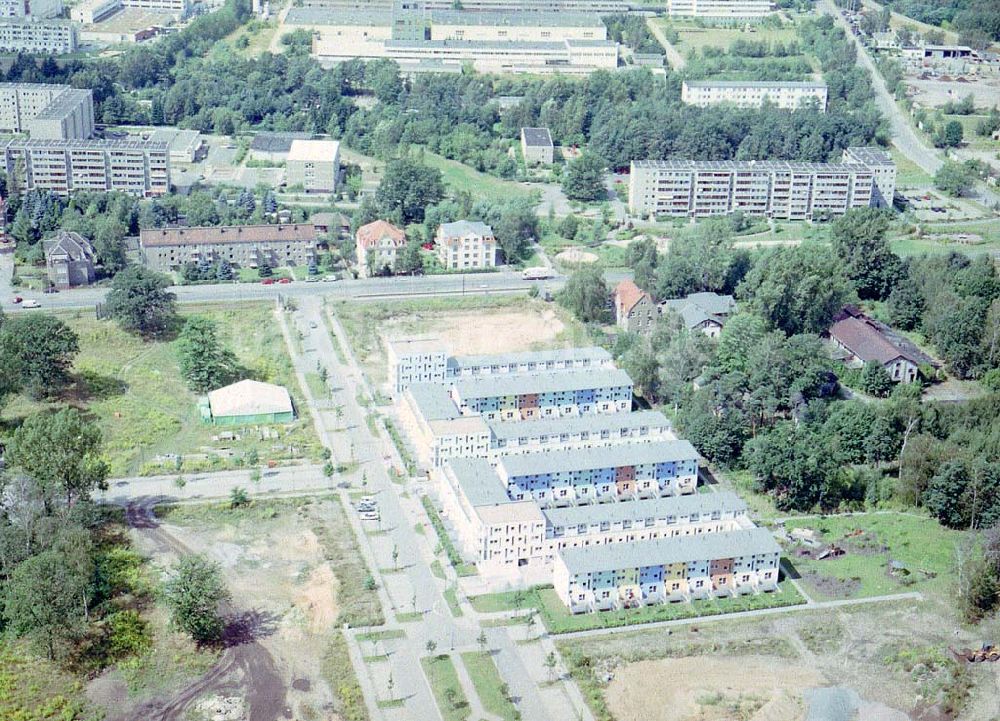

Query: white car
[[21, 299, 40, 308], [359, 511, 380, 522]]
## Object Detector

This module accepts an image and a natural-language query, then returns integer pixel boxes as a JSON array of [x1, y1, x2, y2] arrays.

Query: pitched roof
[[287, 139, 340, 162], [452, 367, 632, 400], [356, 220, 406, 248], [660, 292, 736, 330], [829, 308, 936, 367], [521, 127, 553, 148], [614, 279, 650, 314], [543, 490, 747, 529], [140, 224, 317, 247], [208, 380, 293, 418], [43, 230, 93, 262], [449, 346, 611, 372], [498, 438, 699, 478], [438, 220, 493, 238]]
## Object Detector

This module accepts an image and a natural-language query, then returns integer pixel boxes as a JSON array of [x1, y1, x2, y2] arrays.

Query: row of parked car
[[357, 496, 380, 522]]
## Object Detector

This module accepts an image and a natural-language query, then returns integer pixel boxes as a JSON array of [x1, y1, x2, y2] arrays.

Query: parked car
[[12, 295, 22, 304], [323, 275, 339, 282], [21, 299, 40, 308], [278, 277, 291, 284], [261, 278, 275, 285], [359, 511, 380, 521]]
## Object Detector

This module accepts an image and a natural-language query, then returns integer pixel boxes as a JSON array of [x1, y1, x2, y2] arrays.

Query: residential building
[[26, 0, 61, 16], [435, 220, 497, 270], [828, 305, 936, 383], [448, 347, 614, 378], [309, 211, 350, 237], [628, 157, 883, 220], [450, 367, 633, 421], [249, 131, 312, 162], [0, 83, 94, 139], [4, 138, 169, 196], [286, 138, 340, 192], [485, 410, 673, 460], [139, 223, 319, 272], [43, 230, 95, 288], [301, 0, 629, 12], [520, 127, 553, 164], [401, 381, 491, 468], [121, 0, 189, 17], [613, 279, 657, 334], [660, 292, 736, 338], [356, 219, 406, 276], [553, 527, 781, 612], [0, 18, 77, 54], [148, 127, 203, 163], [71, 0, 122, 24], [842, 146, 896, 207], [681, 80, 827, 111], [666, 0, 772, 20], [387, 337, 449, 395], [199, 379, 295, 425], [437, 458, 546, 572], [495, 439, 700, 505], [0, 0, 22, 16]]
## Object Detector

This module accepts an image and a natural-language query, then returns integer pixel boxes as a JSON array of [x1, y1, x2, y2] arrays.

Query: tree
[[3, 549, 91, 659], [562, 153, 607, 202], [737, 245, 853, 336], [886, 273, 925, 331], [7, 408, 108, 509], [924, 460, 970, 528], [394, 239, 424, 275], [229, 486, 249, 508], [933, 120, 964, 148], [425, 639, 437, 655], [162, 554, 231, 645], [175, 316, 239, 393], [715, 313, 767, 376], [557, 264, 609, 323], [477, 630, 488, 654], [830, 208, 902, 300], [106, 266, 177, 338], [934, 161, 976, 197], [655, 218, 741, 299], [0, 313, 79, 399], [544, 651, 558, 682], [375, 157, 445, 224], [860, 361, 893, 397]]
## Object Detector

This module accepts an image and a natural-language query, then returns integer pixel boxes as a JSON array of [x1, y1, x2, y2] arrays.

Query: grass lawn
[[420, 654, 470, 721], [888, 145, 934, 188], [222, 13, 285, 58], [0, 304, 323, 477], [779, 512, 961, 601], [663, 21, 800, 53], [460, 651, 519, 721], [422, 150, 535, 202], [890, 218, 1000, 257], [444, 585, 464, 618], [469, 582, 805, 634], [357, 629, 406, 643]]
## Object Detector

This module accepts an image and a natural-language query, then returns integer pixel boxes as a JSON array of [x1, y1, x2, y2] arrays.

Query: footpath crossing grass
[[420, 654, 470, 721], [469, 582, 806, 635], [460, 651, 520, 721]]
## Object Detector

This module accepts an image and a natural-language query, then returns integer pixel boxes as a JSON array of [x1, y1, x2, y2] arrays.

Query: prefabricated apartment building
[[389, 341, 781, 613]]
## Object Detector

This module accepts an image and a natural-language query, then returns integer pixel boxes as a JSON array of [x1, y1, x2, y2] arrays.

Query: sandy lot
[[555, 248, 598, 264], [907, 76, 1000, 108], [606, 656, 819, 721], [395, 308, 567, 356]]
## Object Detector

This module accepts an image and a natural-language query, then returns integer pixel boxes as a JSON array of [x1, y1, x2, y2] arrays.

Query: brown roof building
[[139, 223, 319, 272], [828, 305, 937, 383], [613, 279, 658, 335]]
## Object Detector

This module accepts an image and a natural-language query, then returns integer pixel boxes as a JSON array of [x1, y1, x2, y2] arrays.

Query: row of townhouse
[[553, 527, 781, 612], [495, 439, 700, 506], [386, 340, 614, 396]]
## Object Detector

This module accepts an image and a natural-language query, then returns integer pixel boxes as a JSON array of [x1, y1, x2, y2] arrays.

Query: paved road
[[646, 16, 686, 70]]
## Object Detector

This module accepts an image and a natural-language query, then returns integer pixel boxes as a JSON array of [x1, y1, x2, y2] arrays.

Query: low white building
[[435, 220, 497, 270], [148, 127, 203, 163], [666, 0, 772, 21], [681, 80, 828, 111], [71, 0, 122, 24], [286, 138, 340, 192]]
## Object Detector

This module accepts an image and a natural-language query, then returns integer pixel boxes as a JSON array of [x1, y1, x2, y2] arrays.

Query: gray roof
[[43, 230, 93, 261], [450, 346, 611, 372], [429, 9, 603, 26], [487, 410, 670, 442], [285, 7, 392, 25], [445, 457, 510, 506], [521, 127, 553, 148], [438, 220, 493, 238], [407, 382, 461, 421], [660, 293, 736, 330], [843, 146, 894, 167], [249, 131, 312, 153], [5, 137, 166, 151], [452, 367, 632, 400], [558, 527, 780, 575], [543, 491, 747, 528], [684, 80, 827, 89], [386, 39, 580, 51], [33, 88, 91, 121], [632, 159, 873, 174], [498, 438, 698, 477]]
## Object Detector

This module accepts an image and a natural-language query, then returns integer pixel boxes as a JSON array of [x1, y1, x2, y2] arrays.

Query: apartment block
[[301, 0, 629, 12], [628, 157, 882, 220], [495, 439, 700, 506], [71, 0, 123, 23], [450, 367, 633, 421], [520, 127, 553, 165], [435, 220, 497, 270], [401, 382, 491, 468], [842, 146, 896, 207], [139, 224, 319, 272], [0, 18, 76, 53], [553, 527, 781, 612], [681, 80, 828, 111], [286, 138, 340, 192], [0, 83, 93, 138], [4, 138, 169, 196], [121, 0, 189, 16], [448, 347, 614, 379], [666, 0, 772, 20], [387, 337, 449, 395]]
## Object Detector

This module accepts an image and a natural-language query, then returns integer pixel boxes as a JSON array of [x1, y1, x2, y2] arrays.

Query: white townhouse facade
[[447, 347, 614, 379], [681, 80, 828, 111], [386, 338, 449, 396], [667, 0, 772, 20]]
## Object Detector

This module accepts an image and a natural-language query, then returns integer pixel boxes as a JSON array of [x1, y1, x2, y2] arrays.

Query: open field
[[558, 599, 999, 721], [658, 20, 800, 53], [331, 294, 590, 390], [469, 582, 805, 635], [779, 512, 961, 601], [422, 150, 536, 202], [1, 641, 105, 721], [0, 304, 323, 477], [888, 144, 934, 188], [118, 497, 377, 721], [890, 218, 1000, 257], [421, 654, 470, 721]]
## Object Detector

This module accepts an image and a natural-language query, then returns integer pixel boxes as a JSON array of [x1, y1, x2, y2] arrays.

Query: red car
[[278, 277, 291, 284], [261, 278, 275, 285], [12, 295, 22, 304]]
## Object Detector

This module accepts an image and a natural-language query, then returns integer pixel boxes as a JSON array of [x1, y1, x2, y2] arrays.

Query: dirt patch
[[295, 564, 340, 634], [556, 248, 598, 264], [605, 655, 822, 721], [387, 309, 566, 357]]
